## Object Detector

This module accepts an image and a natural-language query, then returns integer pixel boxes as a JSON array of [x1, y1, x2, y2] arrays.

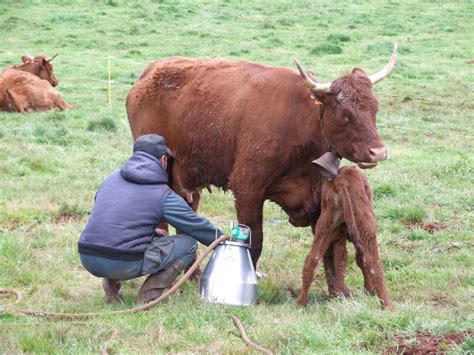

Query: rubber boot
[[137, 259, 186, 304], [102, 278, 123, 304]]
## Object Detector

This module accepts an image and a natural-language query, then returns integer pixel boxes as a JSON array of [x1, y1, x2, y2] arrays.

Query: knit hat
[[133, 134, 168, 159]]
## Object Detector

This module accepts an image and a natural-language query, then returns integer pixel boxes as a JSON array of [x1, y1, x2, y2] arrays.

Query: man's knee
[[174, 234, 198, 253]]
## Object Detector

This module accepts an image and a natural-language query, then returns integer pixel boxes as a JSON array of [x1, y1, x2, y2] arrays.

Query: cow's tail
[[335, 176, 360, 243]]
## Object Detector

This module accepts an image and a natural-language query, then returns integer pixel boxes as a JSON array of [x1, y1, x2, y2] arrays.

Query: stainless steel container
[[199, 223, 258, 306]]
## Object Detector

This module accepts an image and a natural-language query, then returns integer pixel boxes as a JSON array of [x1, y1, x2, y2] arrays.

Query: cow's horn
[[294, 59, 332, 94], [368, 43, 398, 85], [47, 53, 59, 62]]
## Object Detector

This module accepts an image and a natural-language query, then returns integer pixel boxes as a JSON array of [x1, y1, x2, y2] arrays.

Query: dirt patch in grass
[[8, 219, 20, 230], [385, 331, 472, 354], [55, 213, 84, 223], [406, 221, 446, 234], [55, 203, 89, 223]]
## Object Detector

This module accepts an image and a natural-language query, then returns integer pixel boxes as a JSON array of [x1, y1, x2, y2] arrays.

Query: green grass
[[1, 0, 473, 353]]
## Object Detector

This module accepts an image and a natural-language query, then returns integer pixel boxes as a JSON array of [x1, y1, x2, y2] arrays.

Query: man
[[78, 134, 222, 304]]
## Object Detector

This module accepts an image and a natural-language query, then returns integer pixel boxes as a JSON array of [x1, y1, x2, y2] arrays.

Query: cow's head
[[295, 44, 397, 169], [19, 54, 59, 87]]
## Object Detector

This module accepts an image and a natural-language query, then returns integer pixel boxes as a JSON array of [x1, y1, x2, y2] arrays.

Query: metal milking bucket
[[199, 222, 258, 306]]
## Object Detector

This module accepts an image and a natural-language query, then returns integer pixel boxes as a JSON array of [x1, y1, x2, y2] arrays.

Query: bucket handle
[[214, 220, 252, 246]]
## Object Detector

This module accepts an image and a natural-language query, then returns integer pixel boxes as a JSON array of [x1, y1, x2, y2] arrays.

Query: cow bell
[[312, 151, 341, 180], [199, 223, 258, 306]]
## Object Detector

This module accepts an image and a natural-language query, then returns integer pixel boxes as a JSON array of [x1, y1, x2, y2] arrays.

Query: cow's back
[[126, 57, 319, 188], [0, 70, 62, 112], [0, 70, 40, 111]]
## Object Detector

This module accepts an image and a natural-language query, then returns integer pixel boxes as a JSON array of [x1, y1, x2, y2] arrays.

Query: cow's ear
[[314, 92, 332, 105], [21, 55, 33, 63], [40, 58, 48, 66], [352, 68, 366, 76]]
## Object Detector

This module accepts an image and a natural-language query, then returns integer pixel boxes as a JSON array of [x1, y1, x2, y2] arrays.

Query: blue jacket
[[78, 151, 221, 260]]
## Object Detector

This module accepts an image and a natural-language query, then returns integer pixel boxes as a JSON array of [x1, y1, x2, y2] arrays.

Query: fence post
[[108, 55, 113, 110]]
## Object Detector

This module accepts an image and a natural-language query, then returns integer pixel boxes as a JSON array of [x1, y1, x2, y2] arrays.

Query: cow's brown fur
[[126, 57, 387, 268], [0, 55, 71, 112], [296, 167, 392, 309]]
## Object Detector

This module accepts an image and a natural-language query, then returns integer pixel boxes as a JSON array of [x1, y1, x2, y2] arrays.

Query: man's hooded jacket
[[79, 151, 218, 260]]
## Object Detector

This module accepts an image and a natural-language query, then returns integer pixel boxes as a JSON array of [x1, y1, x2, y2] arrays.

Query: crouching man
[[78, 134, 222, 304]]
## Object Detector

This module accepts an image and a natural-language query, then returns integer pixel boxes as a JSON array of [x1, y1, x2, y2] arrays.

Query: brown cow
[[296, 167, 392, 309], [126, 44, 397, 270], [0, 54, 71, 112]]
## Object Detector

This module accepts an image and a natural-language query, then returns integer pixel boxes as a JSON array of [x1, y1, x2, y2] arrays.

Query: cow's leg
[[167, 190, 203, 282], [353, 237, 393, 309], [329, 235, 352, 297], [296, 216, 333, 307], [54, 94, 72, 111], [183, 191, 203, 282], [233, 192, 265, 267], [5, 89, 27, 112], [53, 93, 72, 111]]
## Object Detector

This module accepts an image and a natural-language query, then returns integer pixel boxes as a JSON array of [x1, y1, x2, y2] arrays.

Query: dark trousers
[[80, 234, 197, 280]]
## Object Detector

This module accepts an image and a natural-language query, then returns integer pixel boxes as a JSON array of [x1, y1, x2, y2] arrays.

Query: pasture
[[0, 0, 473, 353]]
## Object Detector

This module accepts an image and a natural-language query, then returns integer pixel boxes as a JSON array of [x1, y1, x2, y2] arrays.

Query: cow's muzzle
[[358, 146, 387, 169]]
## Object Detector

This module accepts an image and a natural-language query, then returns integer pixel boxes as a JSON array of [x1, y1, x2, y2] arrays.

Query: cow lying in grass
[[296, 166, 392, 309], [0, 54, 71, 112]]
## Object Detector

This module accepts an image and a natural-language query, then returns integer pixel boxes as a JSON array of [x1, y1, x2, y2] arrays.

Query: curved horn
[[294, 59, 332, 94], [47, 53, 59, 62], [368, 43, 398, 85]]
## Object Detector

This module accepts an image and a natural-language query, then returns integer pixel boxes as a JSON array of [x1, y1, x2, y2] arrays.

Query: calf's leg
[[353, 237, 393, 309], [329, 235, 352, 297], [355, 248, 376, 295], [296, 216, 334, 307], [323, 243, 336, 293]]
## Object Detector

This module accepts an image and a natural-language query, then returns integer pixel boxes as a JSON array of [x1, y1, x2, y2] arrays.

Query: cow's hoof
[[364, 288, 377, 296], [329, 286, 353, 298], [381, 299, 394, 310], [296, 295, 308, 307]]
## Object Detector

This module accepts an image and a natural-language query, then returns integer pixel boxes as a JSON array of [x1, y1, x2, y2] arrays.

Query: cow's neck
[[16, 63, 38, 76]]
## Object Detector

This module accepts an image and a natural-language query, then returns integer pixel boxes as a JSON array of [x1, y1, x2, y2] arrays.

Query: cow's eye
[[343, 116, 351, 122]]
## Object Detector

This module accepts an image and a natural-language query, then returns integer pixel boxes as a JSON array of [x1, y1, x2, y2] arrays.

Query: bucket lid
[[221, 240, 251, 248]]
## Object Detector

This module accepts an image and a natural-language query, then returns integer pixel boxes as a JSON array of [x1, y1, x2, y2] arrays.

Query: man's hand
[[155, 227, 169, 237]]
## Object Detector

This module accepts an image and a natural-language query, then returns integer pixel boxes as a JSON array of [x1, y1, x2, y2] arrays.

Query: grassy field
[[1, 0, 473, 353]]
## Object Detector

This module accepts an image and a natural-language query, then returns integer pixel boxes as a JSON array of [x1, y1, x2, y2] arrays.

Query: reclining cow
[[0, 54, 71, 112], [296, 167, 392, 309]]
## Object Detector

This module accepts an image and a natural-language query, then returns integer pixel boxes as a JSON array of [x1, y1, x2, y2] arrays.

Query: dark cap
[[133, 134, 168, 159]]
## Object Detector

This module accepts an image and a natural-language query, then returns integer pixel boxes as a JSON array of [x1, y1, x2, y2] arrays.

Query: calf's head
[[295, 44, 397, 169], [267, 166, 321, 228], [19, 54, 59, 87]]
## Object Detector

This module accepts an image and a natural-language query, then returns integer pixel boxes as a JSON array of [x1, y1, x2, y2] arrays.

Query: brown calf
[[0, 54, 71, 112], [296, 167, 392, 309]]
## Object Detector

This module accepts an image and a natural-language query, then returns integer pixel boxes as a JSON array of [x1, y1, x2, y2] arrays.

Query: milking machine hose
[[0, 235, 230, 319], [1, 234, 274, 354]]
